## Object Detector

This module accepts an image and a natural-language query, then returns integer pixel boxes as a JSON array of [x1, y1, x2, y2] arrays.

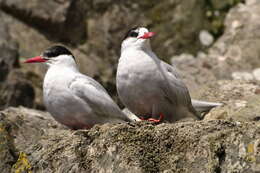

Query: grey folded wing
[[159, 61, 192, 106], [158, 62, 202, 119], [68, 75, 131, 122]]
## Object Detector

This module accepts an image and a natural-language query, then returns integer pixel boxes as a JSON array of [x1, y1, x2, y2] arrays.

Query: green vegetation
[[205, 0, 245, 38]]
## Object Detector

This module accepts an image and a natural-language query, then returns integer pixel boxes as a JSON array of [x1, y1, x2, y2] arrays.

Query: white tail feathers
[[122, 108, 142, 122], [191, 99, 223, 114]]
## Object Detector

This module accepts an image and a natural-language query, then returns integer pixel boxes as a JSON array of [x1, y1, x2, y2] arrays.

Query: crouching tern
[[116, 27, 222, 122], [25, 45, 138, 129]]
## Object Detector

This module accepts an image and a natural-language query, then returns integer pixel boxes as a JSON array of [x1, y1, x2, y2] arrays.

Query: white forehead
[[138, 27, 149, 33]]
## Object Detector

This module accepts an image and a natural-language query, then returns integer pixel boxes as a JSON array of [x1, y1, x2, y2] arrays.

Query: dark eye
[[129, 31, 138, 37], [44, 51, 57, 58]]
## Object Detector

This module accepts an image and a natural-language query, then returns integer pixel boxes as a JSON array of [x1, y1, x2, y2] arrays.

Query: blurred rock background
[[1, 0, 260, 172], [0, 0, 246, 110]]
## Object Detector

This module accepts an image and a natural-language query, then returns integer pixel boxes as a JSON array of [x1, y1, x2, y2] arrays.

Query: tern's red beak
[[138, 32, 156, 39], [24, 56, 47, 63]]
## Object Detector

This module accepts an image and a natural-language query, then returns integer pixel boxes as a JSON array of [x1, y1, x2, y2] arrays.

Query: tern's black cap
[[43, 45, 75, 60], [123, 27, 139, 40]]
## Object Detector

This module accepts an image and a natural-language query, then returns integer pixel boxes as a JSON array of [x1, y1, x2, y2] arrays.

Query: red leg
[[147, 113, 164, 123]]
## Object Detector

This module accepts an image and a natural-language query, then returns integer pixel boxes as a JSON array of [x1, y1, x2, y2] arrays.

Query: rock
[[199, 30, 214, 46], [171, 53, 216, 92], [0, 70, 35, 110], [0, 107, 64, 173], [0, 107, 259, 173], [2, 107, 65, 149], [208, 1, 260, 79], [0, 0, 87, 44], [246, 0, 257, 5], [172, 1, 260, 91], [193, 80, 260, 122], [253, 68, 260, 81], [0, 12, 35, 110], [232, 71, 254, 81], [0, 16, 19, 81], [0, 112, 17, 173], [210, 0, 244, 10]]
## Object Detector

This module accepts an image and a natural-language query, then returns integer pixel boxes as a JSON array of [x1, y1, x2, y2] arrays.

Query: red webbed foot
[[141, 113, 164, 123], [147, 113, 164, 122]]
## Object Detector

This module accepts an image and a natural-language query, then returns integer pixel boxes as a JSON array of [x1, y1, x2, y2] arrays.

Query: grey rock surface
[[208, 1, 260, 79], [231, 72, 254, 81], [193, 80, 260, 122], [199, 30, 214, 47], [0, 17, 19, 81], [0, 107, 259, 173], [0, 70, 35, 110], [253, 68, 260, 81], [0, 13, 35, 110], [172, 0, 260, 92], [0, 0, 87, 44]]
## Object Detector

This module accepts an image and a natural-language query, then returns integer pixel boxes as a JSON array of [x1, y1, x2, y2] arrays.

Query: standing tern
[[116, 27, 221, 122], [25, 45, 138, 129]]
